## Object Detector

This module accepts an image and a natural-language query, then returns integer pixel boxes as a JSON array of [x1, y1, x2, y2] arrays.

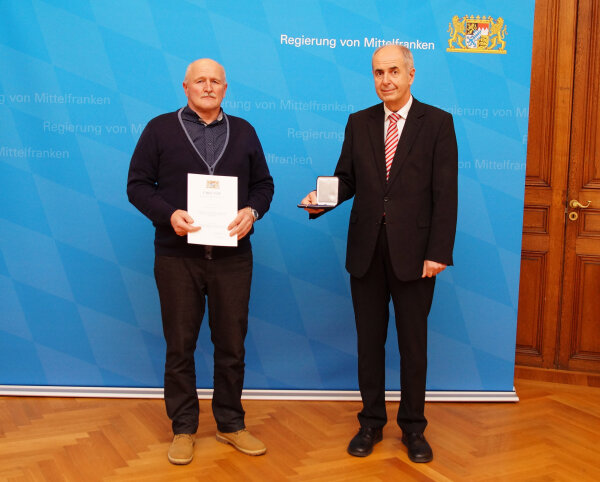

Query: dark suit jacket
[[332, 98, 458, 281]]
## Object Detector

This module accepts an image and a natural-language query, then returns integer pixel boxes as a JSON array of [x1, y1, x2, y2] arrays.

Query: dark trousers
[[154, 251, 253, 434], [350, 225, 435, 434]]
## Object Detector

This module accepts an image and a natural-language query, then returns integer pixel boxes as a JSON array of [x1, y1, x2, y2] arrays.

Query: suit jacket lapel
[[386, 98, 425, 191], [367, 104, 386, 189]]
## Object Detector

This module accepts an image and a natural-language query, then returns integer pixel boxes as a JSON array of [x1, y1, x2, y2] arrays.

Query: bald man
[[301, 45, 458, 463], [128, 59, 273, 464]]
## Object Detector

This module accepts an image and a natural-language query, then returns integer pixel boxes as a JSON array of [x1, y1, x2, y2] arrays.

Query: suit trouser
[[350, 224, 435, 434], [154, 251, 252, 434]]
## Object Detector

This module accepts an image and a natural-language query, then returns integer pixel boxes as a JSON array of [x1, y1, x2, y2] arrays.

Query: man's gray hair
[[372, 45, 414, 71], [184, 58, 227, 83]]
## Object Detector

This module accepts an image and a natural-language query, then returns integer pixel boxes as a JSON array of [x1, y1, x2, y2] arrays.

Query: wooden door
[[558, 0, 600, 371], [517, 0, 600, 374]]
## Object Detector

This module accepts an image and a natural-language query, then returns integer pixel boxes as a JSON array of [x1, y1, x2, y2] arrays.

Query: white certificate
[[187, 174, 238, 247]]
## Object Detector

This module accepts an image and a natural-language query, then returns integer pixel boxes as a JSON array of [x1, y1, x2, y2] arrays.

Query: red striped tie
[[385, 112, 401, 181]]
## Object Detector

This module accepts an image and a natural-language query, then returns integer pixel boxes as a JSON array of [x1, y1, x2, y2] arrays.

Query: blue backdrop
[[0, 0, 535, 392]]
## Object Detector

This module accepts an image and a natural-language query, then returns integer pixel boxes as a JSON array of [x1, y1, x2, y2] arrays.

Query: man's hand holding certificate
[[170, 209, 202, 236], [227, 207, 256, 240]]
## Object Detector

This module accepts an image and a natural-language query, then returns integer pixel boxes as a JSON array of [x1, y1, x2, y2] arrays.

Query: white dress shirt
[[383, 95, 413, 144]]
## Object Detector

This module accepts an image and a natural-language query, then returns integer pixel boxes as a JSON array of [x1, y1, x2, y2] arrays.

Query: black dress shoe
[[347, 426, 383, 457], [401, 432, 433, 463]]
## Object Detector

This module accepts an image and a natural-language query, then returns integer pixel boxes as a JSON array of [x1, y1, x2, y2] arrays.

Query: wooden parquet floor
[[1, 379, 599, 481]]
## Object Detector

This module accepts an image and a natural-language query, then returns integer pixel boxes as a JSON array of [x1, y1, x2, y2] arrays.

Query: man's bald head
[[182, 58, 228, 123], [371, 45, 415, 111], [372, 45, 414, 72], [184, 58, 227, 84]]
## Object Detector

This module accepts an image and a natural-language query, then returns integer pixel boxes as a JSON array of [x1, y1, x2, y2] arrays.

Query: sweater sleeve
[[246, 126, 274, 219], [126, 121, 177, 226]]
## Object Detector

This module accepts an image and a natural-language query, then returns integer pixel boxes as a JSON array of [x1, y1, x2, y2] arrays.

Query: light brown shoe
[[168, 434, 194, 465], [216, 429, 266, 456]]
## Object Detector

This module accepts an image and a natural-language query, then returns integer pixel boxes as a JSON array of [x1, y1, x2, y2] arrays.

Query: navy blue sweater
[[127, 109, 274, 258]]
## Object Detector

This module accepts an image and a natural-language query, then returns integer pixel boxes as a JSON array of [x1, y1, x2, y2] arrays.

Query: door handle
[[569, 199, 592, 209]]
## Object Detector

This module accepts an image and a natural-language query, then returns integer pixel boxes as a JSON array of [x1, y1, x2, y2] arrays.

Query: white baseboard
[[0, 385, 519, 402]]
